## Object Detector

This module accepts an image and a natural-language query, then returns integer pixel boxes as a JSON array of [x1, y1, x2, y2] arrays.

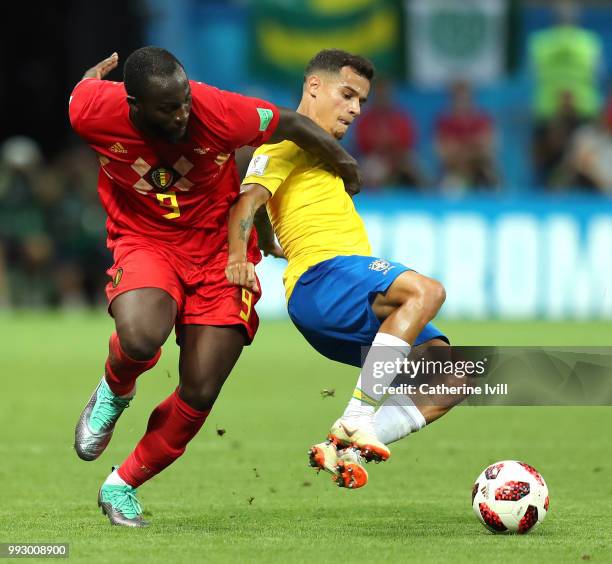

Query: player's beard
[[146, 121, 188, 144], [164, 125, 188, 144]]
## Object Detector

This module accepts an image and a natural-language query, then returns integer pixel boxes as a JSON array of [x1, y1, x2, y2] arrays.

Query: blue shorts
[[287, 255, 448, 367]]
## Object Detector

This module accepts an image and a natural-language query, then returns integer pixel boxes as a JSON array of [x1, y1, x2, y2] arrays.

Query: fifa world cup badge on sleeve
[[256, 108, 274, 131], [246, 155, 269, 177]]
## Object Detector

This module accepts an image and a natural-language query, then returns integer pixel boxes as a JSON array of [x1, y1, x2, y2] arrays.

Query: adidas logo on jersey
[[109, 142, 128, 154], [194, 147, 209, 155]]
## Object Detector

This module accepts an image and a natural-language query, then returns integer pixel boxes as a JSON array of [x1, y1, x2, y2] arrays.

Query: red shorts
[[105, 237, 261, 342]]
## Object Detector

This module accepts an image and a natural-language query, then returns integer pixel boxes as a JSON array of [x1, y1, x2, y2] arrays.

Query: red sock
[[104, 332, 161, 396], [117, 389, 210, 487]]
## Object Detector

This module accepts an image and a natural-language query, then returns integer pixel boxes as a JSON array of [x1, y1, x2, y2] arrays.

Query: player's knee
[[117, 324, 165, 361], [403, 275, 446, 314], [178, 384, 217, 412], [425, 278, 446, 311]]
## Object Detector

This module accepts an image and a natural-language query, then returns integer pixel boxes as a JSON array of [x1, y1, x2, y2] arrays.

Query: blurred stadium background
[[2, 0, 611, 321]]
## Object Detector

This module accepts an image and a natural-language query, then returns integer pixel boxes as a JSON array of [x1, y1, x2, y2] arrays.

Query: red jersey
[[355, 107, 416, 155], [435, 111, 492, 145], [69, 78, 279, 261]]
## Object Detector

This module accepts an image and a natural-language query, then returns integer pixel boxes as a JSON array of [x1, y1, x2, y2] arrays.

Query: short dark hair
[[123, 46, 185, 99], [304, 49, 375, 82]]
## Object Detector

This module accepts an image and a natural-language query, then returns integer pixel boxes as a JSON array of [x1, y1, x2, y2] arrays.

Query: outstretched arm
[[82, 52, 119, 80], [225, 184, 272, 292], [268, 108, 362, 196]]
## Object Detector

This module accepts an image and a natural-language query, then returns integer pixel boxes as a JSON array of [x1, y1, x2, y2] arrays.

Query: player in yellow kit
[[226, 50, 453, 489]]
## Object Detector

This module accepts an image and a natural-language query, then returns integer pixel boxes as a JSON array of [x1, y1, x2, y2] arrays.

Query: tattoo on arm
[[239, 210, 255, 242]]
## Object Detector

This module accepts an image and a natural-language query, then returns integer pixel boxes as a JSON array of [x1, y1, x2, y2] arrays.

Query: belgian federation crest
[[112, 268, 123, 288], [151, 167, 174, 190]]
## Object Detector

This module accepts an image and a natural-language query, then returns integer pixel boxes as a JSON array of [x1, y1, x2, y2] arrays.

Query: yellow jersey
[[242, 140, 371, 300]]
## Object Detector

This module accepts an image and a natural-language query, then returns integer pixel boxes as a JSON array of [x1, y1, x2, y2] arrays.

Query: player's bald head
[[123, 46, 187, 101]]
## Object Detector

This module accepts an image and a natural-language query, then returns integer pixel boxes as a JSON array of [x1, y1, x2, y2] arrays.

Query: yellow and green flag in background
[[249, 0, 404, 82]]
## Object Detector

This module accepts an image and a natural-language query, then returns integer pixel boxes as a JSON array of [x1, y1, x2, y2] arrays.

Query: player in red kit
[[69, 47, 361, 527]]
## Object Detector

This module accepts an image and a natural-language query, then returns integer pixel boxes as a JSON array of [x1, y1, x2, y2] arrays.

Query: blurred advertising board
[[257, 195, 612, 320]]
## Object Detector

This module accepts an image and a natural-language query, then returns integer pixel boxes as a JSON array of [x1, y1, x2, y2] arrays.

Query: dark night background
[[1, 1, 146, 159]]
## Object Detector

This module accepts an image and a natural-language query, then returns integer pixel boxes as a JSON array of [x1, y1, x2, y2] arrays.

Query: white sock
[[374, 395, 426, 444], [104, 468, 128, 487], [342, 332, 411, 422]]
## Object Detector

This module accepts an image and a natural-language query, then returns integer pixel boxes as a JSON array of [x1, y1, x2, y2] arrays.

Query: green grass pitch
[[1, 314, 611, 563]]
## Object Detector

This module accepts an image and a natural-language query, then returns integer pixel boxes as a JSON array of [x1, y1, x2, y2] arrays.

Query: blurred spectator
[[354, 79, 426, 189], [434, 80, 498, 192], [559, 96, 612, 194], [10, 233, 57, 308], [0, 244, 8, 308], [0, 136, 51, 307], [0, 137, 109, 308], [533, 90, 586, 187], [529, 0, 603, 122], [44, 145, 109, 307]]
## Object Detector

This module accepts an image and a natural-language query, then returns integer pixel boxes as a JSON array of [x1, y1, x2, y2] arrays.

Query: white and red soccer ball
[[472, 460, 549, 534]]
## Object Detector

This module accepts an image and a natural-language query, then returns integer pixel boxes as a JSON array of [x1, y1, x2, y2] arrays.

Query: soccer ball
[[471, 460, 549, 534]]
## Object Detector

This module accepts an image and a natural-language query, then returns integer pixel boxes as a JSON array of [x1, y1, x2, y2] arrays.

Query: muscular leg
[[177, 325, 247, 410], [311, 269, 449, 470], [335, 272, 447, 455], [341, 271, 445, 416], [371, 270, 446, 345], [116, 324, 247, 488], [111, 288, 177, 359], [104, 288, 177, 395], [74, 287, 178, 462]]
